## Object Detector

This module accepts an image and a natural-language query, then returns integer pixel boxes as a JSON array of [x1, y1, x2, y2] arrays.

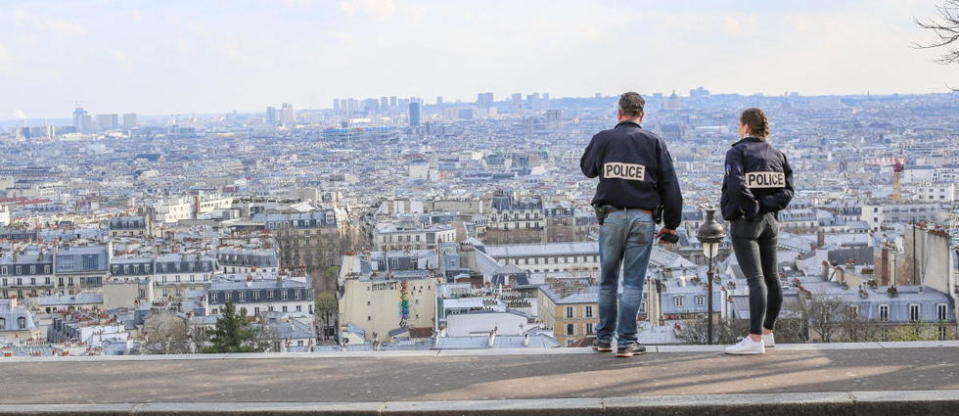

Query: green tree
[[315, 290, 338, 341], [203, 301, 261, 353]]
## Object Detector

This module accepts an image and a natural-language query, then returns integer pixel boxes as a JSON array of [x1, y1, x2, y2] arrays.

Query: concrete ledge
[[2, 340, 955, 363], [2, 391, 957, 416], [604, 392, 856, 416]]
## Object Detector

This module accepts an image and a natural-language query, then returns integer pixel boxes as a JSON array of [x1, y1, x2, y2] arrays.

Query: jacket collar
[[615, 121, 642, 129], [732, 136, 765, 146]]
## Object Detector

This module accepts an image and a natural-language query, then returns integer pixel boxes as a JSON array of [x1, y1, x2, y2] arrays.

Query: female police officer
[[721, 108, 794, 355]]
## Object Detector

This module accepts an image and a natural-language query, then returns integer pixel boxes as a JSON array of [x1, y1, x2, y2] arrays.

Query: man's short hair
[[619, 92, 645, 117]]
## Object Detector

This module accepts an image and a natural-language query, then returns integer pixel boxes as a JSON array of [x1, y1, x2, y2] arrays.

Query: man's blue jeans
[[595, 209, 655, 346]]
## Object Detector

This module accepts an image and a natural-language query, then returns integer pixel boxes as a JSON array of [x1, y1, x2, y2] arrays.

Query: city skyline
[[2, 0, 958, 119]]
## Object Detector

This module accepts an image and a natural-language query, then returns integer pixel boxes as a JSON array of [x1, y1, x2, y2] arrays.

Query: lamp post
[[696, 206, 726, 345]]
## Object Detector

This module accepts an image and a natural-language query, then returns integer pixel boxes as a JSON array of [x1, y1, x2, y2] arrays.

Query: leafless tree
[[801, 290, 846, 343], [678, 316, 807, 345], [142, 309, 191, 354], [915, 1, 959, 64], [838, 309, 882, 342]]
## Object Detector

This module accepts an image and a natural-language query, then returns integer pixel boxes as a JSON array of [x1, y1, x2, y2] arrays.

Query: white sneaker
[[725, 336, 765, 355], [763, 333, 775, 348]]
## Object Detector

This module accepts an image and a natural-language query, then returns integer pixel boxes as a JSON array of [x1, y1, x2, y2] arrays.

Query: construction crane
[[865, 155, 907, 201]]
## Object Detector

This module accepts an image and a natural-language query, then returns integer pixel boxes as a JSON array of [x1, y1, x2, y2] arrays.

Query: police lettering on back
[[603, 162, 646, 181], [745, 171, 785, 189]]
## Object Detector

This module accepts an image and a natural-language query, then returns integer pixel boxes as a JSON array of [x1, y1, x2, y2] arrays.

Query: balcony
[[1, 340, 957, 415]]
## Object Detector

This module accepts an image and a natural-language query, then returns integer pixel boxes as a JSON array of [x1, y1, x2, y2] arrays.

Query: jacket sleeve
[[657, 140, 683, 230], [580, 134, 604, 178], [758, 153, 795, 213], [724, 147, 759, 219]]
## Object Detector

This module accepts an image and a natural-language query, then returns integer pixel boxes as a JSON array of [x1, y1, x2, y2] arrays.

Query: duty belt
[[600, 205, 653, 215]]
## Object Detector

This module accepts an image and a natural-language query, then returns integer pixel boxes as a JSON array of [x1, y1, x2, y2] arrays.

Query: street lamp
[[696, 206, 726, 345]]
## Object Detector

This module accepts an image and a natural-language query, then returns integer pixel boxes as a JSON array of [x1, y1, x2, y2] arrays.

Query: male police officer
[[580, 92, 683, 357]]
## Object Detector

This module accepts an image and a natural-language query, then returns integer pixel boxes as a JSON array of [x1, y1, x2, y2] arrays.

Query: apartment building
[[338, 270, 437, 344], [536, 280, 598, 346]]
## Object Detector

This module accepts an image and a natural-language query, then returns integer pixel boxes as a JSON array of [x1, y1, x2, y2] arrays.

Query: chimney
[[9, 295, 17, 309]]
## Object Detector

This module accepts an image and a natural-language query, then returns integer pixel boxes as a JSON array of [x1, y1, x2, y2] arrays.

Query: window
[[695, 296, 705, 306], [585, 306, 593, 318], [0, 318, 4, 327], [566, 306, 574, 319], [566, 324, 575, 336], [674, 296, 685, 307], [848, 305, 859, 319], [939, 327, 948, 341], [0, 267, 5, 275], [909, 304, 920, 322], [282, 306, 288, 312], [296, 305, 302, 312], [938, 304, 948, 321], [879, 305, 890, 322], [586, 323, 594, 335], [17, 317, 26, 329]]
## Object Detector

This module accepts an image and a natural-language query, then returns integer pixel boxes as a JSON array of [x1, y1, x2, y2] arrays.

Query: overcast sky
[[2, 0, 957, 119]]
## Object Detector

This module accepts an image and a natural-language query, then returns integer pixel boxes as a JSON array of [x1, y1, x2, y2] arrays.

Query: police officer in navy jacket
[[580, 92, 683, 357], [721, 107, 794, 355]]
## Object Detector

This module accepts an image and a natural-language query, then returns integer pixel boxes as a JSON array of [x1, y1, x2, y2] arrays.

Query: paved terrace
[[1, 341, 958, 415]]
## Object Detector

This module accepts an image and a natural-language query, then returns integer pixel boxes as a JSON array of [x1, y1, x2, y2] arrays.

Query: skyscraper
[[265, 106, 278, 126], [122, 113, 137, 129], [73, 107, 89, 133], [97, 114, 119, 130], [477, 92, 494, 108], [280, 103, 295, 125], [436, 96, 443, 105], [380, 97, 389, 112], [511, 93, 522, 110], [409, 101, 421, 128]]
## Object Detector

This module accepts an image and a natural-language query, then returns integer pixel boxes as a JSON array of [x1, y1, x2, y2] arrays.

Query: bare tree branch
[[915, 2, 959, 63]]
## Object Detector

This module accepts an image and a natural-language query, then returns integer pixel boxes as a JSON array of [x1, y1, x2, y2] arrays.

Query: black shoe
[[592, 339, 612, 352], [615, 343, 646, 357]]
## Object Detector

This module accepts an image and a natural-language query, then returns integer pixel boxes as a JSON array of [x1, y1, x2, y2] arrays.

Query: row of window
[[0, 316, 28, 330], [0, 265, 52, 276], [564, 305, 594, 319], [1, 277, 79, 287], [211, 288, 308, 303], [505, 256, 598, 266], [494, 222, 543, 230], [673, 296, 707, 307], [875, 303, 950, 322], [210, 304, 313, 315], [565, 322, 594, 337]]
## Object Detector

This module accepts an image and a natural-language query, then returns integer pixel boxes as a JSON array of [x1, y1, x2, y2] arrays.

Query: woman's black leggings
[[730, 213, 783, 336]]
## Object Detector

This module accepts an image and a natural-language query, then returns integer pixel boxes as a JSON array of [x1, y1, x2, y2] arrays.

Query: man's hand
[[657, 228, 679, 245]]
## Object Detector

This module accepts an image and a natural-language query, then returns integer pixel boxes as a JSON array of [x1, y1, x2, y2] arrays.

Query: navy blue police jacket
[[580, 121, 683, 230], [721, 136, 795, 221]]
